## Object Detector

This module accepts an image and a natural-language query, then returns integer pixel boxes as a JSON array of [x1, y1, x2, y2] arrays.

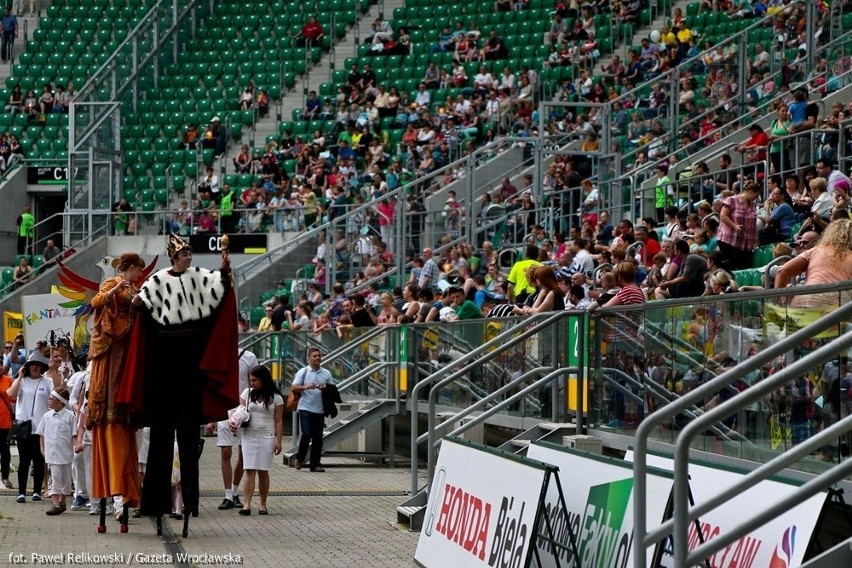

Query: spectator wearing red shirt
[[736, 124, 769, 164], [633, 226, 661, 268], [296, 16, 324, 47]]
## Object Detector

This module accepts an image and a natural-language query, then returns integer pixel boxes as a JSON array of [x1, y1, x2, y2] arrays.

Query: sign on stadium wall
[[624, 450, 825, 568], [27, 166, 70, 185], [414, 438, 554, 568], [187, 233, 267, 254], [527, 441, 673, 568]]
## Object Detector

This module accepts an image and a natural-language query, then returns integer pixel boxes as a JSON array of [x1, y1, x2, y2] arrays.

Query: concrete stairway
[[216, 0, 406, 180]]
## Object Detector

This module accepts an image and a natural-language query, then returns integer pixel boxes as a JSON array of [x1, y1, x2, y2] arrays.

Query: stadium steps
[[0, 12, 44, 88], [225, 0, 406, 175], [282, 399, 398, 465]]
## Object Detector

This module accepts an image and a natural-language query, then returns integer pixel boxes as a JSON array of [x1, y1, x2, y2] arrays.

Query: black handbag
[[10, 419, 31, 441], [10, 377, 43, 441]]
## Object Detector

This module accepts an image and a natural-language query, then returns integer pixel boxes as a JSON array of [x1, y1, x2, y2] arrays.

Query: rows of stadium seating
[[0, 0, 161, 163], [116, 0, 371, 208]]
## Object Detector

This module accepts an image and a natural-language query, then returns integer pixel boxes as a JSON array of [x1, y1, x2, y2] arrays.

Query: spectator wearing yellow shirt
[[660, 25, 677, 49], [507, 244, 543, 304], [675, 22, 693, 60]]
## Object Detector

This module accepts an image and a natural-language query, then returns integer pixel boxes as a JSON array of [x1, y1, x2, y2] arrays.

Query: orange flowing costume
[[87, 276, 141, 507]]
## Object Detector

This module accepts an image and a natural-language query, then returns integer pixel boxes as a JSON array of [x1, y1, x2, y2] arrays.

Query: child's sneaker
[[70, 495, 89, 510], [88, 503, 101, 516]]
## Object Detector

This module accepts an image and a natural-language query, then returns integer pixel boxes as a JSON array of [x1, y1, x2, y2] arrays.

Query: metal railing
[[632, 288, 852, 566], [409, 310, 568, 494]]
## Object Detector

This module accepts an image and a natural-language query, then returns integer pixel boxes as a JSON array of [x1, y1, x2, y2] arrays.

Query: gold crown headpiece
[[167, 234, 192, 258]]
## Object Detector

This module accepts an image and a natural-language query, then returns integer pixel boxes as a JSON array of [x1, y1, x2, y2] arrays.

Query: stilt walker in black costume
[[118, 234, 239, 537]]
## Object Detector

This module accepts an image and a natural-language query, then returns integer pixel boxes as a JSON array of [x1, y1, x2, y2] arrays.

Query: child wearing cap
[[36, 386, 76, 515]]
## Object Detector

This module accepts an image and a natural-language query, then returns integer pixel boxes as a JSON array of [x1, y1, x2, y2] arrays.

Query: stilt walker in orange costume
[[87, 253, 146, 534]]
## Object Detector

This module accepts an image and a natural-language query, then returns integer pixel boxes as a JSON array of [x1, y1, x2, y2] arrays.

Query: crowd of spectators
[[543, 0, 842, 181], [204, 1, 852, 456], [247, 135, 852, 450]]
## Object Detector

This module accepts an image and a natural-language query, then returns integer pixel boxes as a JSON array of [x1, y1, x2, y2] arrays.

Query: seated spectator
[[777, 218, 852, 307], [195, 209, 216, 234], [4, 84, 22, 115], [38, 84, 54, 114], [295, 16, 324, 47], [728, 0, 754, 19], [430, 27, 454, 53], [544, 14, 567, 46], [13, 256, 34, 288], [422, 62, 440, 89], [23, 89, 37, 119], [42, 238, 61, 266], [183, 123, 199, 148], [414, 83, 431, 109], [52, 85, 69, 113], [759, 185, 795, 245], [239, 82, 255, 111], [256, 88, 269, 117], [655, 239, 709, 299], [233, 145, 252, 174], [368, 18, 394, 44], [197, 166, 220, 204], [304, 90, 321, 120], [479, 30, 508, 61], [200, 116, 227, 157]]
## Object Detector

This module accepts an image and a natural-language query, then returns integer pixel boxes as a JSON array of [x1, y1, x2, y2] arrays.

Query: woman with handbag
[[0, 362, 13, 489], [238, 365, 283, 516], [6, 351, 55, 503]]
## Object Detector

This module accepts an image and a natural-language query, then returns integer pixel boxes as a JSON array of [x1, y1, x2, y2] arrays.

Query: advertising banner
[[624, 450, 825, 568], [20, 294, 78, 351], [3, 311, 23, 343], [527, 442, 673, 568], [415, 438, 552, 568]]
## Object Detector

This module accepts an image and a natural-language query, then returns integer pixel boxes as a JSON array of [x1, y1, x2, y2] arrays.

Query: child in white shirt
[[36, 387, 76, 515]]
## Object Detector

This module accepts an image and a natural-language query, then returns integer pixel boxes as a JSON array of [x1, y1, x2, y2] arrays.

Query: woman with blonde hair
[[705, 269, 738, 296], [776, 218, 852, 307]]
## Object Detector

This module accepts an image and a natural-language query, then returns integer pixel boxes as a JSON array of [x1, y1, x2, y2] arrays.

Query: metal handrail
[[409, 310, 566, 494], [444, 368, 570, 440], [632, 296, 852, 568], [670, 329, 852, 567], [605, 279, 852, 315], [600, 367, 741, 442], [422, 312, 567, 480], [420, 365, 551, 446], [335, 360, 396, 393], [680, 417, 852, 567], [323, 325, 388, 363], [621, 26, 852, 185], [233, 187, 405, 286], [609, 11, 777, 116], [73, 0, 199, 145]]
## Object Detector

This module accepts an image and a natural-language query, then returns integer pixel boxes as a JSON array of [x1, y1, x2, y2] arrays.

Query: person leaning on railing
[[775, 218, 852, 308]]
